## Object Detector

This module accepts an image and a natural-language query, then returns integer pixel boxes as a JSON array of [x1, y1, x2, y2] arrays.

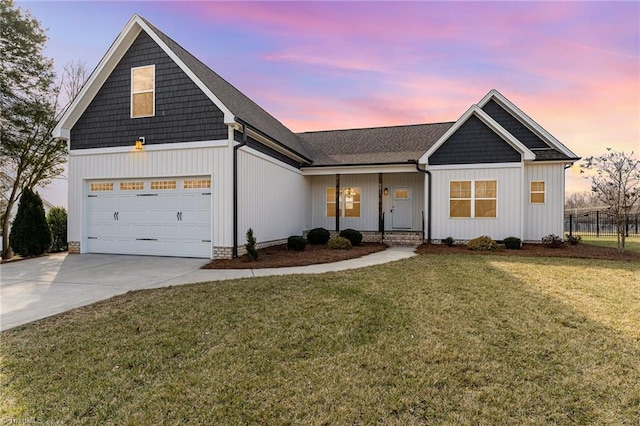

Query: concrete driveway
[[0, 253, 252, 331], [0, 248, 415, 331]]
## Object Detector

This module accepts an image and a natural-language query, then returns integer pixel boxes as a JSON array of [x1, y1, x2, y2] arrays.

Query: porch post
[[335, 174, 340, 232], [378, 173, 383, 232]]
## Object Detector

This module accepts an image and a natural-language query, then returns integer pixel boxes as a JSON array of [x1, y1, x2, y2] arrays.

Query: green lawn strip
[[1, 255, 639, 424], [579, 235, 640, 253]]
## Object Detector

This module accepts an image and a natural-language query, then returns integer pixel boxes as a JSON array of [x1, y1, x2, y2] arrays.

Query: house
[[53, 15, 579, 259]]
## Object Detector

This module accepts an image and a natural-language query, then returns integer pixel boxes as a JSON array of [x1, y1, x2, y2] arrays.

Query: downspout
[[232, 123, 248, 258], [411, 160, 432, 243]]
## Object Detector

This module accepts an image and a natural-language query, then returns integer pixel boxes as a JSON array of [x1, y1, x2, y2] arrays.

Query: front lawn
[[1, 255, 639, 423], [580, 235, 640, 253]]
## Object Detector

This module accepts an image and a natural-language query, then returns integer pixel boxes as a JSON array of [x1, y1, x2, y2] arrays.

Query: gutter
[[235, 117, 313, 165], [410, 160, 432, 243], [232, 122, 248, 258]]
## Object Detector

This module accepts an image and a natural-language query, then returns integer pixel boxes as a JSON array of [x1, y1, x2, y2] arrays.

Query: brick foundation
[[68, 241, 81, 254], [214, 238, 288, 260], [305, 230, 424, 247]]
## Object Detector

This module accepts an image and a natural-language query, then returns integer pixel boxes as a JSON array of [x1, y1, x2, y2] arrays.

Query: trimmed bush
[[9, 189, 52, 257], [307, 227, 330, 245], [328, 236, 352, 250], [503, 236, 522, 250], [287, 235, 306, 251], [565, 234, 582, 245], [339, 228, 363, 246], [541, 234, 564, 248], [47, 206, 68, 253], [467, 236, 498, 251], [245, 228, 259, 260], [441, 237, 455, 247]]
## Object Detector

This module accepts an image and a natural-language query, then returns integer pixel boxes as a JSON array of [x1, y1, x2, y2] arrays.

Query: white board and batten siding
[[68, 145, 232, 258], [430, 164, 523, 241], [524, 163, 566, 240], [237, 148, 308, 243]]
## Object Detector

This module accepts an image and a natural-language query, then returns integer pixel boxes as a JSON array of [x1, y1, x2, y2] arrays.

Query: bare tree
[[580, 149, 640, 253], [0, 0, 88, 258], [564, 190, 604, 213]]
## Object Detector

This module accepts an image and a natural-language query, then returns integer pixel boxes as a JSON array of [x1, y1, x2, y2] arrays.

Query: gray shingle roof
[[141, 17, 312, 160], [140, 17, 575, 167], [530, 148, 578, 161], [297, 123, 455, 166]]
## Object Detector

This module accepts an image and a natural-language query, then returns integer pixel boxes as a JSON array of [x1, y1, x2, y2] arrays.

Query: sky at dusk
[[16, 0, 640, 207]]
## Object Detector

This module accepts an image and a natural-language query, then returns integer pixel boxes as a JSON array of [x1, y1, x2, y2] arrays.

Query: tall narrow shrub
[[245, 228, 259, 261], [47, 206, 68, 252], [9, 189, 52, 257]]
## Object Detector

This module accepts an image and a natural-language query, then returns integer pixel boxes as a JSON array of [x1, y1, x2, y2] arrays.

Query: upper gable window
[[131, 65, 155, 118]]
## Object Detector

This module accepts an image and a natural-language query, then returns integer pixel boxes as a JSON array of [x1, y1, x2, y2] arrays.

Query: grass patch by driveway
[[1, 255, 639, 424]]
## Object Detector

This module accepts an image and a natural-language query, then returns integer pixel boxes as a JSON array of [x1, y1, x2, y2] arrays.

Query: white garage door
[[86, 177, 212, 258]]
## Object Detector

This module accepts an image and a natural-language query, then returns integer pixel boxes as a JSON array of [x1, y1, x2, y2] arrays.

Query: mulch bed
[[202, 241, 639, 270], [202, 242, 388, 269], [416, 242, 640, 262]]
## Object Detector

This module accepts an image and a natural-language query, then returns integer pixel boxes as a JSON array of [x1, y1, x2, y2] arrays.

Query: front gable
[[71, 31, 228, 150], [428, 114, 522, 165], [421, 105, 535, 166], [481, 99, 548, 149]]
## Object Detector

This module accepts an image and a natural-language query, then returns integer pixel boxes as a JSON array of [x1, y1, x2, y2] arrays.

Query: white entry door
[[86, 177, 212, 258], [392, 187, 412, 229]]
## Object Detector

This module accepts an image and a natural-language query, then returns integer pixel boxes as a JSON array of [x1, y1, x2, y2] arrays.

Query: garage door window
[[90, 182, 113, 191], [184, 179, 211, 189], [151, 180, 177, 190], [120, 182, 144, 191]]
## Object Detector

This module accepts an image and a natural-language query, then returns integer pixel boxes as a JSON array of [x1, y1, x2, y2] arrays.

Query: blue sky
[[17, 1, 640, 206]]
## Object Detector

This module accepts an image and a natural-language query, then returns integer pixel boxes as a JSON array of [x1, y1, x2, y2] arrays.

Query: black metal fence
[[565, 211, 640, 237]]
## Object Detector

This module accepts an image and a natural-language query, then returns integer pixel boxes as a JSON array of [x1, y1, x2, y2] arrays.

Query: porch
[[306, 171, 427, 246]]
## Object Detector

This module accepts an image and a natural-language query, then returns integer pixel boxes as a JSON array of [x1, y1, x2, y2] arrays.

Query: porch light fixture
[[384, 188, 388, 196], [135, 136, 145, 150]]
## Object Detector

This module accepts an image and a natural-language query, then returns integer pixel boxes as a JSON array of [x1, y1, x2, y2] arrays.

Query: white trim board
[[427, 162, 522, 171], [69, 140, 229, 156]]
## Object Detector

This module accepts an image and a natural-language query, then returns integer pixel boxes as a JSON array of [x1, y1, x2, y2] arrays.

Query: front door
[[392, 187, 412, 229]]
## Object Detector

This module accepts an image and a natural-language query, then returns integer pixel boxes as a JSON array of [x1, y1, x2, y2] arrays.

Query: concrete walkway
[[0, 247, 415, 331]]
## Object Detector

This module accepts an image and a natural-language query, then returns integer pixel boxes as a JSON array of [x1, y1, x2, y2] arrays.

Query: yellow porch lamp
[[135, 136, 145, 150]]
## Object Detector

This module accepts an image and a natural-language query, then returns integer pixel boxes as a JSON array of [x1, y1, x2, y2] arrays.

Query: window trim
[[530, 181, 546, 204], [326, 187, 361, 218], [131, 64, 155, 118], [449, 179, 497, 219]]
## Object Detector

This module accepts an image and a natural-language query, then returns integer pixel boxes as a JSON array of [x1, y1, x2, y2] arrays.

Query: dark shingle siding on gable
[[429, 115, 521, 165], [481, 100, 548, 149], [70, 32, 228, 149]]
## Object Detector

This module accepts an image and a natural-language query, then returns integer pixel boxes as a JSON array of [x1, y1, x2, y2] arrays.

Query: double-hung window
[[326, 187, 361, 218], [131, 65, 155, 118], [530, 181, 545, 204], [449, 180, 497, 218]]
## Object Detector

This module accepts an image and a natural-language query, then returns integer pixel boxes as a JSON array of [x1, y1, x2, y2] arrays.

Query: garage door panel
[[87, 176, 212, 258]]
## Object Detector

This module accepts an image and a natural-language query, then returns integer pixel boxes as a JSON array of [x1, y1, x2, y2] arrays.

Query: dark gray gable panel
[[429, 115, 521, 165], [481, 99, 548, 149], [70, 32, 228, 149]]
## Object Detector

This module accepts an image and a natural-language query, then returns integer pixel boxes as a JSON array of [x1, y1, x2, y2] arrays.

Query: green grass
[[579, 235, 640, 253], [2, 255, 639, 424]]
